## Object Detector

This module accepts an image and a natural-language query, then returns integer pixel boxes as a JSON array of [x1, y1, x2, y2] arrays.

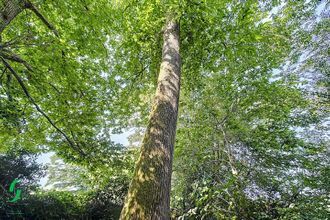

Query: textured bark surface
[[0, 0, 27, 34], [0, 0, 58, 36], [120, 19, 181, 220]]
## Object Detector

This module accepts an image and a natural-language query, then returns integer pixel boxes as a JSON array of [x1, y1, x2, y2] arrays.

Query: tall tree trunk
[[120, 18, 181, 220]]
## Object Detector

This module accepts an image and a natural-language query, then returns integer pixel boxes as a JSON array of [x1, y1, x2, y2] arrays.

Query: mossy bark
[[120, 18, 181, 220]]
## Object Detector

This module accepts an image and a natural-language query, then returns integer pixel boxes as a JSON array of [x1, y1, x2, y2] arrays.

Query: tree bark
[[120, 18, 181, 220], [0, 0, 58, 36], [0, 0, 26, 35]]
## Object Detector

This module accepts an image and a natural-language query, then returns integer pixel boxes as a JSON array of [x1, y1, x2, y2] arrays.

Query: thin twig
[[0, 66, 7, 81]]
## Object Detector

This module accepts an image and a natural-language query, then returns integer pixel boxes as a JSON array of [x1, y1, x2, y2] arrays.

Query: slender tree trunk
[[120, 18, 181, 220]]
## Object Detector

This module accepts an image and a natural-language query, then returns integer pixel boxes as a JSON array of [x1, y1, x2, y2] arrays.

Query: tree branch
[[24, 0, 59, 37], [0, 52, 33, 72], [1, 57, 85, 156]]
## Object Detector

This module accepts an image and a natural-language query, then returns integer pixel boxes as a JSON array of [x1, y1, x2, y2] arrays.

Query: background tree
[[171, 1, 329, 219]]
